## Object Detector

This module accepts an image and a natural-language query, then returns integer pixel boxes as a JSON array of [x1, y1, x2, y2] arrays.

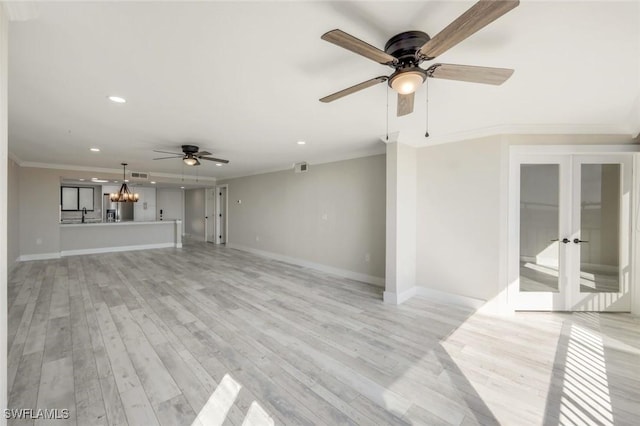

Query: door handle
[[573, 238, 589, 244], [551, 238, 571, 244]]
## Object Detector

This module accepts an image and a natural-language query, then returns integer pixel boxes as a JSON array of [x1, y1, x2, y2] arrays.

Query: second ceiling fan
[[320, 0, 520, 116]]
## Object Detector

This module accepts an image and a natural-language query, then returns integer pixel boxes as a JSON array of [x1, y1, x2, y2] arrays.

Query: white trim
[[415, 287, 486, 310], [227, 242, 385, 287], [510, 144, 640, 155], [60, 220, 176, 228], [18, 252, 61, 261], [60, 242, 177, 257], [18, 161, 217, 182], [404, 124, 635, 147], [383, 286, 486, 309], [383, 287, 416, 304]]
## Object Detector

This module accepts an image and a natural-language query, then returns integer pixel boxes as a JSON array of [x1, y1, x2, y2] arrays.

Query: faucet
[[82, 207, 87, 223]]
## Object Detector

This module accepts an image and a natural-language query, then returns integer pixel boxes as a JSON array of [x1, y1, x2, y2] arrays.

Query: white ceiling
[[8, 1, 640, 180]]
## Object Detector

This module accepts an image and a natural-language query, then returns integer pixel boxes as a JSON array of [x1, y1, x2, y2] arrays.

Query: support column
[[384, 142, 417, 304]]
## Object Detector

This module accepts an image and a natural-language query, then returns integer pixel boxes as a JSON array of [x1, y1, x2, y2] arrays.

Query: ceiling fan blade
[[199, 156, 230, 164], [419, 0, 520, 59], [320, 76, 388, 103], [427, 63, 513, 85], [153, 155, 183, 160], [397, 92, 415, 117], [195, 151, 212, 157], [322, 29, 397, 65], [153, 150, 183, 155]]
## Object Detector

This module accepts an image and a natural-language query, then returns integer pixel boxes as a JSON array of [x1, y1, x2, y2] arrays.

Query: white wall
[[1, 5, 8, 420], [185, 188, 205, 240], [416, 135, 503, 301], [219, 155, 386, 281], [414, 133, 638, 305]]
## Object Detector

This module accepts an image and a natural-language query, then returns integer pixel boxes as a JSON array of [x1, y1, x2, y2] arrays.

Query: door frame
[[205, 188, 215, 242], [506, 144, 640, 313], [215, 184, 228, 245]]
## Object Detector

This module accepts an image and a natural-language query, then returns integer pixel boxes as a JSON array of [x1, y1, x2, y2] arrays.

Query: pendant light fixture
[[110, 163, 139, 202]]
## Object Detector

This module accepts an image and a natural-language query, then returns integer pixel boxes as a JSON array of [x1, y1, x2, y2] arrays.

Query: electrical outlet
[[364, 253, 370, 262], [322, 213, 328, 221], [255, 235, 260, 242], [36, 238, 42, 245]]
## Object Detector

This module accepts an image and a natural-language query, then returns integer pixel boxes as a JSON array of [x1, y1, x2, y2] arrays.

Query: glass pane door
[[569, 156, 631, 312], [519, 164, 561, 293]]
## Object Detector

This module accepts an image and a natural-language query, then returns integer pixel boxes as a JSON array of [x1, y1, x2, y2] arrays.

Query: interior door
[[513, 154, 632, 311]]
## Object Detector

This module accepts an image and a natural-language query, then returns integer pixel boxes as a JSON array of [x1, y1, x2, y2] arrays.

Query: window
[[61, 186, 94, 211]]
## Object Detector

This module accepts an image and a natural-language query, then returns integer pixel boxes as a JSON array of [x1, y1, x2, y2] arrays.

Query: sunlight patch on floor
[[559, 324, 613, 426], [192, 373, 242, 426]]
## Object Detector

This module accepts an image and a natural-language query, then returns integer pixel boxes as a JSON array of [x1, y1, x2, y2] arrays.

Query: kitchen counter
[[60, 220, 182, 256]]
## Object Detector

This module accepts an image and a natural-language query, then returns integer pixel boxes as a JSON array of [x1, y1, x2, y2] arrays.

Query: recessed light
[[108, 95, 126, 103], [90, 147, 100, 152], [215, 163, 222, 167], [91, 178, 109, 183], [180, 186, 185, 189], [124, 179, 129, 183], [113, 181, 118, 183], [150, 181, 156, 184], [79, 179, 85, 181], [297, 141, 306, 145]]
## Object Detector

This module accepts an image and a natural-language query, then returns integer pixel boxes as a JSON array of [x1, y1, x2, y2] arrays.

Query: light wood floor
[[7, 242, 640, 425]]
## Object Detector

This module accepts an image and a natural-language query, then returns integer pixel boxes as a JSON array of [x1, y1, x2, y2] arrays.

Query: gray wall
[[219, 155, 386, 279], [19, 167, 61, 257], [185, 188, 205, 240], [8, 158, 19, 267], [157, 188, 184, 233]]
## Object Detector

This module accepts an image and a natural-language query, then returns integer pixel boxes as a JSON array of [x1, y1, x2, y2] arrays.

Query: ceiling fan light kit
[[320, 0, 520, 117]]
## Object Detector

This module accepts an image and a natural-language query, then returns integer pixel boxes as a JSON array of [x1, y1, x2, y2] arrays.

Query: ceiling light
[[150, 181, 156, 184], [108, 95, 126, 103], [91, 178, 109, 183], [79, 179, 85, 181], [297, 141, 306, 145], [110, 163, 139, 202], [389, 70, 426, 95], [180, 186, 185, 189], [183, 155, 199, 166], [90, 147, 100, 152], [215, 163, 222, 167]]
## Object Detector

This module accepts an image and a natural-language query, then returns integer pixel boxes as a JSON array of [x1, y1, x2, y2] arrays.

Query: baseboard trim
[[384, 286, 485, 309], [60, 242, 178, 257], [415, 287, 486, 309], [227, 243, 384, 287], [383, 288, 417, 304], [18, 252, 61, 261]]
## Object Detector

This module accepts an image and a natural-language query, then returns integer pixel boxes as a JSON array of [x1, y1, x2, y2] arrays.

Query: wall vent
[[294, 162, 309, 173], [130, 171, 149, 180]]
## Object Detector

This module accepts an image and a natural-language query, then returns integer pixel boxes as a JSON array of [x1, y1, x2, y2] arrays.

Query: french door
[[511, 153, 632, 311]]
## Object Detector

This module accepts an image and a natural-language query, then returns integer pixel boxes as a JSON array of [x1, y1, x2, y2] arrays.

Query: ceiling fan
[[320, 0, 519, 116], [153, 145, 229, 166]]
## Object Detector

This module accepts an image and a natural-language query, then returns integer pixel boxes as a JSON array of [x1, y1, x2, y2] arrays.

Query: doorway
[[205, 188, 215, 243], [215, 185, 228, 245], [509, 152, 632, 311]]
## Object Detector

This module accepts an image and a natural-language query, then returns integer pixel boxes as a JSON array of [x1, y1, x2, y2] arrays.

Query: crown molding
[[17, 161, 217, 182], [398, 123, 636, 147]]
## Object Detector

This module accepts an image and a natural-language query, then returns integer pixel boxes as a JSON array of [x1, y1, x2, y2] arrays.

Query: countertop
[[60, 220, 180, 228]]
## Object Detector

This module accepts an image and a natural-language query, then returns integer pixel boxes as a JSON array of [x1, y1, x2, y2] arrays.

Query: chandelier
[[110, 163, 139, 202]]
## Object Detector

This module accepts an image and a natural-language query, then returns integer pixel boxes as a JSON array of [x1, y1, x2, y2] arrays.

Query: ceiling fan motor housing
[[181, 144, 200, 154], [385, 31, 431, 65]]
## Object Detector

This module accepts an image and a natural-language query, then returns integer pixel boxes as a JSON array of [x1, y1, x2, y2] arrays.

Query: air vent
[[294, 162, 309, 173], [130, 171, 149, 180]]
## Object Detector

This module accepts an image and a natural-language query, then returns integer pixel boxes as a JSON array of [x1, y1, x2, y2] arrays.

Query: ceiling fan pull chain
[[425, 79, 429, 138], [386, 85, 389, 141]]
